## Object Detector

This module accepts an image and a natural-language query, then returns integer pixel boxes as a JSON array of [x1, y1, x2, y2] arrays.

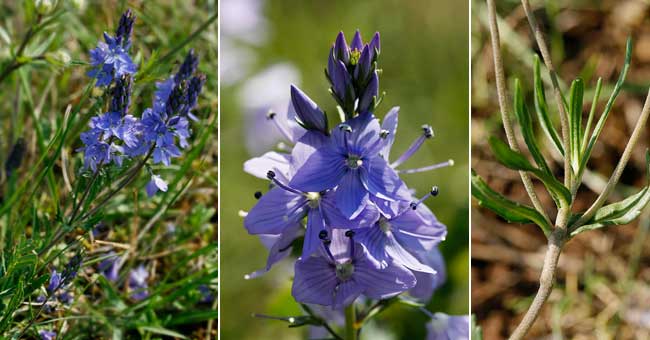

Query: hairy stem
[[573, 88, 650, 228], [509, 226, 566, 340], [520, 0, 573, 189], [345, 303, 357, 340], [486, 0, 551, 226]]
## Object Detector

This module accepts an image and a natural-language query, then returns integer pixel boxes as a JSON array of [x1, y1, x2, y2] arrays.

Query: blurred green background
[[220, 0, 469, 338]]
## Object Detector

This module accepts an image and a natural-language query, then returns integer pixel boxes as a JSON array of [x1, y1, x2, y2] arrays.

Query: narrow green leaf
[[488, 137, 571, 206], [513, 78, 551, 175], [165, 310, 218, 327], [571, 148, 650, 236], [139, 326, 188, 339], [568, 78, 584, 172], [533, 54, 564, 156], [570, 187, 650, 236], [581, 37, 632, 172], [581, 77, 602, 152], [471, 170, 552, 235]]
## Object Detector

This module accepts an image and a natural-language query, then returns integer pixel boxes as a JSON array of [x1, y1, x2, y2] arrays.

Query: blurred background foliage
[[472, 0, 650, 338], [220, 0, 469, 339], [0, 0, 217, 338]]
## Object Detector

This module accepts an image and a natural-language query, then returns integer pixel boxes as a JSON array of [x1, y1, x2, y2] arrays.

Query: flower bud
[[333, 32, 350, 64], [358, 71, 378, 113], [290, 85, 328, 132]]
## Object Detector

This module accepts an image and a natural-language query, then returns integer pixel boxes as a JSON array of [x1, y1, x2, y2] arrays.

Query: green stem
[[345, 303, 357, 340]]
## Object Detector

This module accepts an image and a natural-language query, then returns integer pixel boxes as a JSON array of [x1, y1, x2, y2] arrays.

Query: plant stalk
[[345, 303, 357, 340], [520, 0, 573, 189], [485, 0, 551, 227], [508, 225, 566, 340]]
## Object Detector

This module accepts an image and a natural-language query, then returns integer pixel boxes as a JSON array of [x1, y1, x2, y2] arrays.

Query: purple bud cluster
[[242, 31, 454, 309], [81, 10, 206, 197]]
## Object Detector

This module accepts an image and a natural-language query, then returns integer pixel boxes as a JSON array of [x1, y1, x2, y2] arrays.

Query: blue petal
[[353, 226, 388, 263], [409, 247, 446, 301], [244, 187, 307, 235], [380, 107, 399, 159], [333, 280, 363, 309], [392, 204, 447, 252], [303, 209, 326, 257], [385, 233, 435, 273], [243, 151, 292, 181], [360, 155, 409, 201], [290, 147, 346, 192], [354, 256, 416, 300], [335, 171, 368, 219], [245, 224, 303, 280], [292, 255, 337, 306], [321, 192, 378, 229], [291, 131, 329, 171], [266, 223, 303, 270]]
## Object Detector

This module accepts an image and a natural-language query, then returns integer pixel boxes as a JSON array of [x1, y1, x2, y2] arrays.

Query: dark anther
[[430, 186, 439, 196], [422, 124, 434, 138], [266, 111, 277, 120], [410, 202, 418, 210], [318, 230, 328, 240], [266, 170, 276, 179], [345, 230, 355, 238], [254, 191, 262, 199], [339, 124, 352, 133], [379, 129, 390, 138]]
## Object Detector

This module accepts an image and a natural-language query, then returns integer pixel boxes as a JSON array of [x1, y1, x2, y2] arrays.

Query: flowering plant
[[0, 4, 216, 338], [474, 0, 650, 338], [242, 30, 468, 339]]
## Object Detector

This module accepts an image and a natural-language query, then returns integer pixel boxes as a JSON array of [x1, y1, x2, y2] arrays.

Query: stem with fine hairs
[[485, 0, 552, 227]]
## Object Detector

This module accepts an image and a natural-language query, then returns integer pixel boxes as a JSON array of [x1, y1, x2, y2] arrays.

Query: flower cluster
[[81, 10, 206, 196], [242, 31, 455, 310], [37, 254, 83, 313]]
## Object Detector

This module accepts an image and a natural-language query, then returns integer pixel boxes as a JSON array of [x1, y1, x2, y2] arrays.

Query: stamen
[[254, 191, 262, 199], [320, 231, 337, 263], [390, 124, 434, 168], [397, 159, 454, 174], [339, 124, 353, 154], [266, 110, 294, 141], [379, 129, 390, 139], [345, 230, 355, 258], [319, 230, 329, 240], [409, 186, 439, 210], [266, 170, 303, 195]]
